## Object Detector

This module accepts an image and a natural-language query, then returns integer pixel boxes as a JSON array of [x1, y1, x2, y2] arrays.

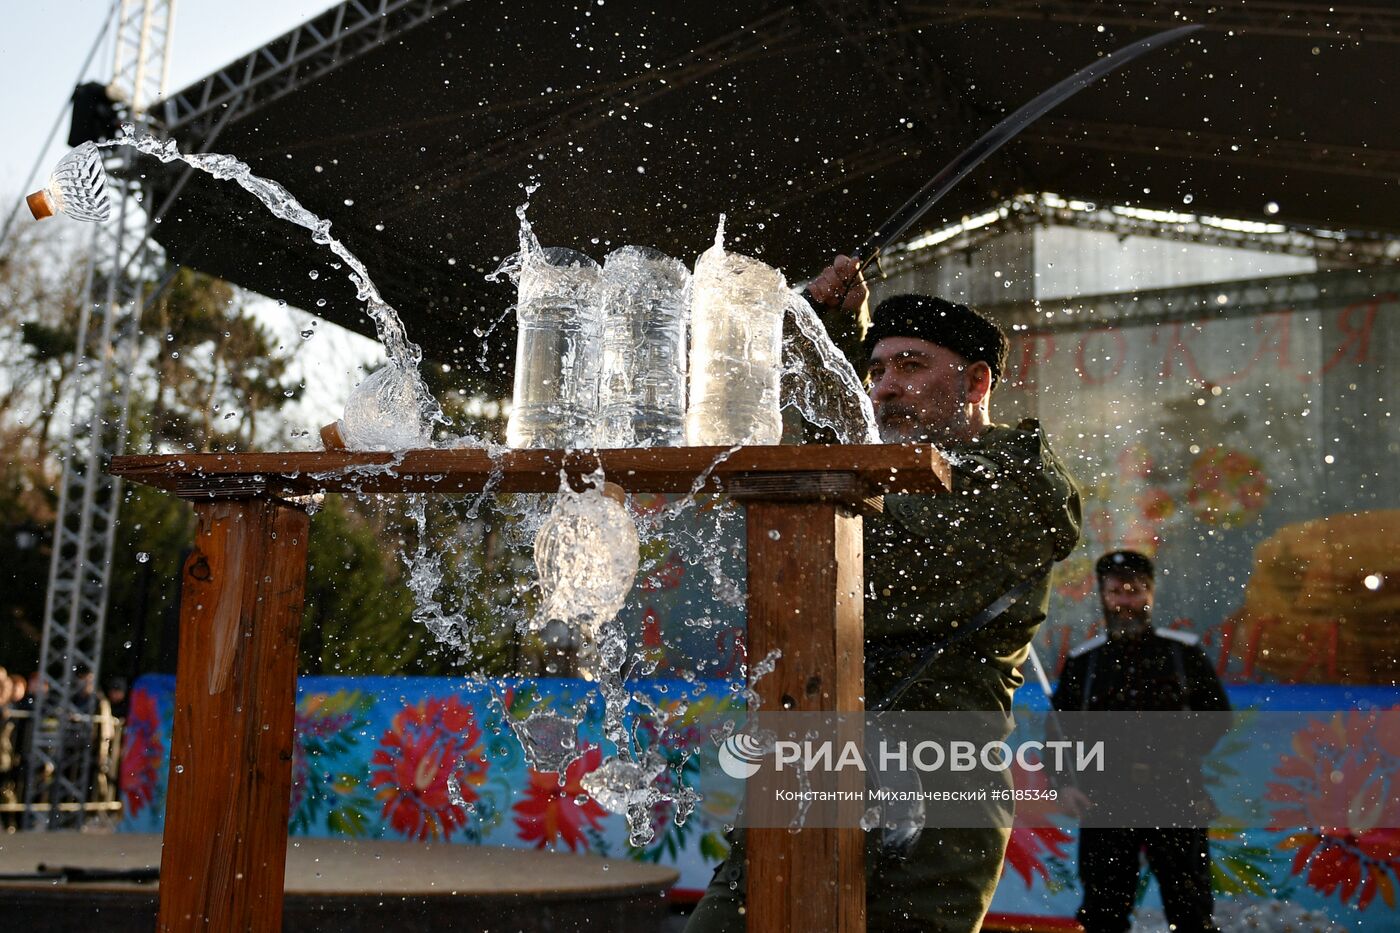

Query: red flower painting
[[370, 695, 489, 841], [1187, 446, 1269, 526], [119, 688, 163, 819], [513, 745, 609, 851], [1267, 709, 1400, 910], [1003, 757, 1074, 886]]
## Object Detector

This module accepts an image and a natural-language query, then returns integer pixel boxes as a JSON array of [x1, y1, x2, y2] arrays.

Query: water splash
[[106, 126, 443, 437], [783, 292, 880, 444], [533, 468, 640, 645], [507, 699, 590, 774]]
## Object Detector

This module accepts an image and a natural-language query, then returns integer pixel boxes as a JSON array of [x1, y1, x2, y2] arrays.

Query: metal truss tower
[[24, 0, 176, 829]]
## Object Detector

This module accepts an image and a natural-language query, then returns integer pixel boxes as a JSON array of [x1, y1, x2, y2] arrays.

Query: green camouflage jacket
[[864, 419, 1083, 714]]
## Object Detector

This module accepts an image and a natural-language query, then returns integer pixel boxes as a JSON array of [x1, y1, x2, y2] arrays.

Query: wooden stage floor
[[0, 832, 678, 932]]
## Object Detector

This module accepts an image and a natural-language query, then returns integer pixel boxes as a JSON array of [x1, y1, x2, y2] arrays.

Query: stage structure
[[143, 1, 1400, 385], [24, 0, 176, 830], [35, 0, 1400, 829]]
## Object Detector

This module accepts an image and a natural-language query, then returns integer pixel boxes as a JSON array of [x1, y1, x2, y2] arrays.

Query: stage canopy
[[144, 0, 1400, 385]]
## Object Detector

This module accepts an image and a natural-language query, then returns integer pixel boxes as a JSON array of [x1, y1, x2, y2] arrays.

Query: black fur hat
[[864, 294, 1010, 386], [1095, 550, 1155, 580]]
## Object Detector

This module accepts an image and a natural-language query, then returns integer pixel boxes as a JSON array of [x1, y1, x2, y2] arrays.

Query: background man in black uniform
[[1052, 551, 1231, 933]]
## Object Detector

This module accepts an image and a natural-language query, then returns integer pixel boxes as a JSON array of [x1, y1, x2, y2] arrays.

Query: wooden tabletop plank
[[109, 444, 951, 499]]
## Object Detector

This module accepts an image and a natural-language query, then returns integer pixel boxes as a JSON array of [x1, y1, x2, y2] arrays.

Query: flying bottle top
[[27, 142, 111, 223]]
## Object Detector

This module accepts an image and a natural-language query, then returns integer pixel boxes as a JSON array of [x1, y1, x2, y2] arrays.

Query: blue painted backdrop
[[120, 675, 1400, 928]]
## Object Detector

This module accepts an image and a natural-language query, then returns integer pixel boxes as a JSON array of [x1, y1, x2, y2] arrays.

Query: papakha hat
[[863, 294, 1010, 386]]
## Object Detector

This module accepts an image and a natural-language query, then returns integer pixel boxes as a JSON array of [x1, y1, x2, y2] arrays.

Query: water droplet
[[136, 551, 150, 563], [308, 269, 320, 280], [767, 529, 781, 540]]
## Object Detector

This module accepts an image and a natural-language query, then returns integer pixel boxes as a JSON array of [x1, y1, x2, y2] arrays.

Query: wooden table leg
[[744, 501, 865, 933], [158, 496, 310, 932]]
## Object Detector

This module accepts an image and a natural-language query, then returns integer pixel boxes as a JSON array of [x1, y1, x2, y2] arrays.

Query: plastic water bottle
[[333, 363, 432, 450], [507, 247, 603, 448], [685, 241, 786, 446], [26, 142, 111, 223], [597, 246, 690, 447]]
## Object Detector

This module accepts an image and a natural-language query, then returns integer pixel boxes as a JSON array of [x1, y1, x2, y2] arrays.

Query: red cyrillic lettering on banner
[[1008, 334, 1056, 391], [1052, 626, 1072, 675], [642, 606, 664, 648], [1322, 297, 1386, 373], [1256, 312, 1295, 376], [1155, 322, 1204, 382], [1214, 609, 1243, 681], [1074, 329, 1127, 386], [714, 628, 746, 680], [1215, 311, 1305, 386]]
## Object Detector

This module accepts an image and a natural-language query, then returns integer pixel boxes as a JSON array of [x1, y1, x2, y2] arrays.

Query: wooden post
[[744, 501, 865, 933], [157, 495, 310, 933]]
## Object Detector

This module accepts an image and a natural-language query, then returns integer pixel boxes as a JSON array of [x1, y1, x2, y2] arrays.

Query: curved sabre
[[850, 23, 1202, 271]]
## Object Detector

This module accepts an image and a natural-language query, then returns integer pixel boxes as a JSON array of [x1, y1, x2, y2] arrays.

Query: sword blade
[[851, 23, 1202, 269]]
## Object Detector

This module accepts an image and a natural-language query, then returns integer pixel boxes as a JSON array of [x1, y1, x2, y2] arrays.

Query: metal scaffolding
[[159, 0, 473, 138], [23, 0, 176, 830], [23, 0, 466, 830]]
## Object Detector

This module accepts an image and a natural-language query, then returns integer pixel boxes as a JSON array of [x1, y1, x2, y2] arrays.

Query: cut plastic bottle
[[27, 142, 111, 223], [686, 237, 787, 446], [507, 247, 604, 449], [332, 363, 432, 451], [532, 481, 640, 646], [596, 245, 690, 448]]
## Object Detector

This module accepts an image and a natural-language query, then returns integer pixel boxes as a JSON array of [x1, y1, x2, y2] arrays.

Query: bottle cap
[[320, 421, 347, 451], [26, 190, 55, 220]]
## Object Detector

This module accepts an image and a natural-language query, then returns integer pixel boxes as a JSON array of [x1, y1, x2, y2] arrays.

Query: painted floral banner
[[994, 685, 1400, 931], [119, 673, 744, 892], [121, 674, 1400, 928]]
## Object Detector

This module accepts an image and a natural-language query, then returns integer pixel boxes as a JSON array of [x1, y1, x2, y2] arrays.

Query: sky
[[0, 0, 386, 440]]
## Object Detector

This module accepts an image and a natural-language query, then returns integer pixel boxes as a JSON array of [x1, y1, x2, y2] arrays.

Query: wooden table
[[110, 444, 950, 933]]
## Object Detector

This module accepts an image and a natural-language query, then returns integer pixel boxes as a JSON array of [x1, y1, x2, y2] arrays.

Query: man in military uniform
[[687, 261, 1083, 933], [1053, 551, 1231, 933]]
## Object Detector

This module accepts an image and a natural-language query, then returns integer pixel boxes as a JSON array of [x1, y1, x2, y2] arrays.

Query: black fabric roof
[[147, 1, 1400, 386]]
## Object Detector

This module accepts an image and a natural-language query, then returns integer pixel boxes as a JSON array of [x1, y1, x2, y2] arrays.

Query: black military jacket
[[1052, 628, 1232, 823], [864, 419, 1083, 714]]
